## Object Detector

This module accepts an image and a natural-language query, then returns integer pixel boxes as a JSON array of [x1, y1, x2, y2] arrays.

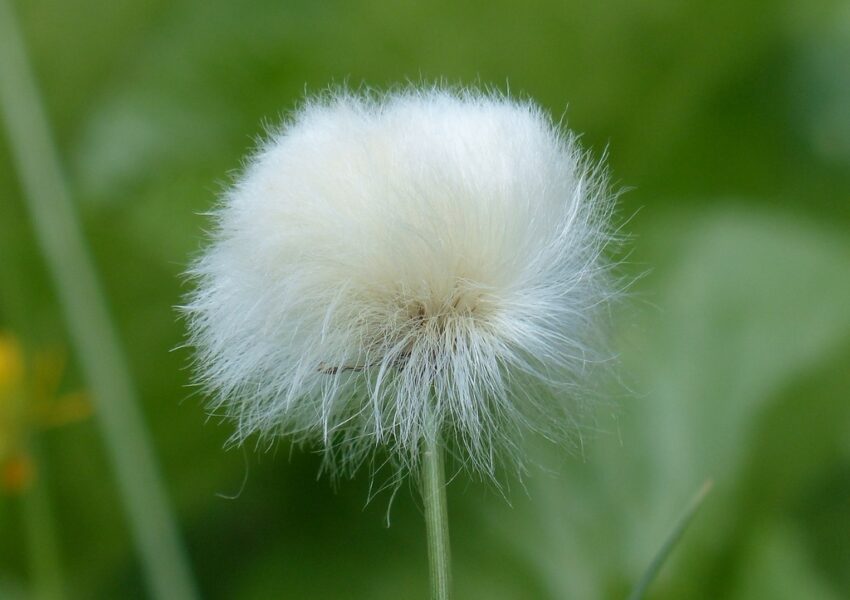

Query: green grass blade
[[627, 480, 714, 600]]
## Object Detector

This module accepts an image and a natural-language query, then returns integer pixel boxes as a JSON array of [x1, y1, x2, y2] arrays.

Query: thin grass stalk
[[627, 480, 714, 600], [21, 443, 64, 600], [421, 429, 452, 600]]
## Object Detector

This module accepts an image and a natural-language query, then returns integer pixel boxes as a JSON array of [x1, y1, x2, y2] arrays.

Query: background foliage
[[1, 0, 849, 598]]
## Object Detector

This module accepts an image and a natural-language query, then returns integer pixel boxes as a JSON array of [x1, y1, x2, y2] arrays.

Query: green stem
[[0, 2, 198, 599], [421, 431, 452, 600], [21, 444, 65, 600]]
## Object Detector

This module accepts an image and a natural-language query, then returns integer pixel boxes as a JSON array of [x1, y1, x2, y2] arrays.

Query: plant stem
[[21, 444, 64, 600], [0, 2, 199, 599], [421, 431, 452, 600]]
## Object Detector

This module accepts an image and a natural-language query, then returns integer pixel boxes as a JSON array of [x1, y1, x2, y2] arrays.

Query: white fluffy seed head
[[184, 87, 620, 481]]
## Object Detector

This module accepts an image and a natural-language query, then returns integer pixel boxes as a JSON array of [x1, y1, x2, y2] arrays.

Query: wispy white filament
[[184, 87, 619, 480]]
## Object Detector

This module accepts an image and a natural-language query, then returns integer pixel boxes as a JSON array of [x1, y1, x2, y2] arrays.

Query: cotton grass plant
[[184, 86, 621, 599]]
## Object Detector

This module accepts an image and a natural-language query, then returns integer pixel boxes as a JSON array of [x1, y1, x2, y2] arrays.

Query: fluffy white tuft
[[184, 87, 619, 481]]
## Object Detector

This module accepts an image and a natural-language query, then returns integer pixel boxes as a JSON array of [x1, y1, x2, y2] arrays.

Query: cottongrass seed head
[[184, 86, 621, 483]]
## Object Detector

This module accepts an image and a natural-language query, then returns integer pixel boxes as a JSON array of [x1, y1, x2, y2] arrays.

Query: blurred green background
[[1, 0, 849, 598]]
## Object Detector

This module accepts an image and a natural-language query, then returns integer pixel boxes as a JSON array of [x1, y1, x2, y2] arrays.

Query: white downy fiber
[[184, 87, 620, 480]]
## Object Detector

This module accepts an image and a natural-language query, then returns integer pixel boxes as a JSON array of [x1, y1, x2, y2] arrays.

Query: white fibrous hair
[[184, 87, 620, 481]]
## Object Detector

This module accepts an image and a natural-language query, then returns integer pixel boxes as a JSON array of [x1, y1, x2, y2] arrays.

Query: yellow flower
[[0, 335, 24, 392], [0, 333, 90, 494]]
